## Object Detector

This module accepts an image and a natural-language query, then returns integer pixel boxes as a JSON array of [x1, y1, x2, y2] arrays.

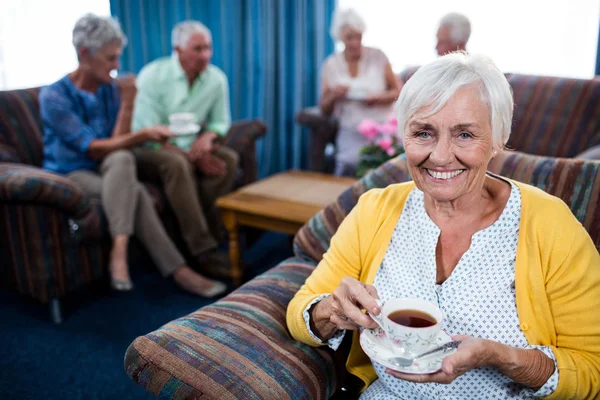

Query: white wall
[[337, 0, 600, 78], [0, 0, 111, 89]]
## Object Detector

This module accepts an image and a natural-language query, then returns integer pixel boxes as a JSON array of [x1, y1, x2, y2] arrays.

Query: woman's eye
[[458, 132, 472, 139], [417, 131, 431, 139]]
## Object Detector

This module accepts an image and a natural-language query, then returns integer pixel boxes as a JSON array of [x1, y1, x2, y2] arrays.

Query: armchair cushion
[[125, 258, 338, 400], [0, 163, 89, 217]]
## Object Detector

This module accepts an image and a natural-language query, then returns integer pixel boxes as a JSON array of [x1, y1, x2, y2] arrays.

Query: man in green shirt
[[132, 21, 238, 277]]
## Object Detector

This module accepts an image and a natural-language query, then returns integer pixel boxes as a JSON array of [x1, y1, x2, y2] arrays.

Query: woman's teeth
[[427, 169, 464, 180]]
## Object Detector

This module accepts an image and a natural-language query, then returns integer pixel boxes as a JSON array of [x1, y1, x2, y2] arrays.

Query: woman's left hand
[[386, 335, 499, 384]]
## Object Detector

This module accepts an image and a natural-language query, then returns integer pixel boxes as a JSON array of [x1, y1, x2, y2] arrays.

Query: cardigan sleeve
[[541, 210, 600, 399], [286, 190, 381, 346]]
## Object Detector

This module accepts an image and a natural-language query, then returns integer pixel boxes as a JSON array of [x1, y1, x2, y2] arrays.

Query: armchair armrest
[[223, 119, 267, 185], [296, 107, 339, 172], [124, 257, 345, 399], [0, 162, 90, 217], [0, 142, 19, 163]]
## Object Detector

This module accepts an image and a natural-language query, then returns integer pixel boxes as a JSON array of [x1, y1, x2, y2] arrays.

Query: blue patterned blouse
[[40, 75, 120, 174]]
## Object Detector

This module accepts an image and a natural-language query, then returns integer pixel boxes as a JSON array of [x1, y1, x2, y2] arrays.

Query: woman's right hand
[[310, 277, 381, 340], [141, 126, 173, 143], [329, 84, 349, 101]]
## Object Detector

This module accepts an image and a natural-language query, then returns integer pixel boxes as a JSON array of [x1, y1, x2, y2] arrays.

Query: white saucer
[[360, 327, 455, 374], [169, 123, 200, 136]]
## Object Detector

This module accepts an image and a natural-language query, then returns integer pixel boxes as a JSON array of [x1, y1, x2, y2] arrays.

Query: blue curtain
[[110, 0, 335, 177]]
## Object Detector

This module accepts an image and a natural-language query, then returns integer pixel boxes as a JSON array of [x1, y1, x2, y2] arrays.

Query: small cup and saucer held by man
[[132, 20, 239, 280]]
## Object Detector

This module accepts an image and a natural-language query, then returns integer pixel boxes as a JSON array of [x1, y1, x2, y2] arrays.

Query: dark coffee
[[388, 309, 437, 328]]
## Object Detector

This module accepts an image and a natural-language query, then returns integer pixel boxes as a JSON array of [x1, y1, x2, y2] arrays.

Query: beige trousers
[[67, 150, 185, 277], [133, 146, 239, 260]]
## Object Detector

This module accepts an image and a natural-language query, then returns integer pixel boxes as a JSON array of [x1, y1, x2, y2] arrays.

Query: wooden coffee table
[[216, 170, 356, 286]]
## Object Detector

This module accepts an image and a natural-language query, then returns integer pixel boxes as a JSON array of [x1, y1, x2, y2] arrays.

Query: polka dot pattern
[[360, 182, 559, 399]]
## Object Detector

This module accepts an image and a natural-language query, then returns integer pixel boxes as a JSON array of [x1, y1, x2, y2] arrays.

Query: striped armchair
[[124, 152, 599, 399], [0, 87, 267, 323], [297, 69, 600, 173]]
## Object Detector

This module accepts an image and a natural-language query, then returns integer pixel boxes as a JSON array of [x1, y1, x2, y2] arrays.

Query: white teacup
[[371, 298, 443, 357], [169, 112, 195, 129]]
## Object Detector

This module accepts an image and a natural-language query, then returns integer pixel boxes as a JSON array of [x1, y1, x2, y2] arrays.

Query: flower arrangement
[[356, 117, 404, 178]]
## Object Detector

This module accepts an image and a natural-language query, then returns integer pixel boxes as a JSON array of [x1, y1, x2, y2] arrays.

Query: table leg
[[222, 210, 242, 287]]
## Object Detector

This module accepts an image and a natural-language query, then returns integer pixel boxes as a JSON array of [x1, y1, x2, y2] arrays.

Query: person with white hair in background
[[320, 8, 401, 177], [436, 12, 471, 56], [132, 20, 238, 279], [288, 52, 600, 398], [40, 14, 226, 297]]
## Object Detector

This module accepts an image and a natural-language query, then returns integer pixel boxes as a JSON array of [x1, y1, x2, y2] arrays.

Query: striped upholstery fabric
[[397, 69, 600, 158], [124, 152, 599, 399], [0, 88, 44, 166], [125, 257, 338, 400], [0, 88, 167, 304]]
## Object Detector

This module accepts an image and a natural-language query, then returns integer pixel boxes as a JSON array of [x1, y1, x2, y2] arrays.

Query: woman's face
[[340, 26, 362, 59], [403, 85, 498, 203], [81, 41, 122, 83]]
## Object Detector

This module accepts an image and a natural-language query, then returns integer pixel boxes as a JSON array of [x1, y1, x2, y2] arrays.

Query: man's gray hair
[[396, 52, 513, 149], [171, 20, 212, 49], [72, 13, 127, 55], [329, 8, 366, 41], [439, 12, 471, 44]]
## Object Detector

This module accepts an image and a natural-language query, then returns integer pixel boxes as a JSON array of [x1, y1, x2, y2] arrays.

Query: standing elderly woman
[[288, 52, 600, 398], [40, 14, 226, 297], [320, 8, 401, 177]]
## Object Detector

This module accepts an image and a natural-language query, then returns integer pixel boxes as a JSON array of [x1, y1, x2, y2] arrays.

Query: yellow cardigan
[[287, 181, 600, 399]]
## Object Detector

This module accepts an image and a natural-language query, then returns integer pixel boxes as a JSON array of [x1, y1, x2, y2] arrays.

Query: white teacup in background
[[371, 298, 443, 357], [168, 112, 200, 135]]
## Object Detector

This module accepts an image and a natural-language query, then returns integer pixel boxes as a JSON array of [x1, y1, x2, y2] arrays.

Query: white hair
[[439, 12, 471, 44], [171, 20, 212, 49], [329, 8, 366, 41], [396, 52, 513, 148], [72, 14, 127, 56]]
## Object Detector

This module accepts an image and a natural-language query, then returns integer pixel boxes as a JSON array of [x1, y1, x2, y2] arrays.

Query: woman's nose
[[429, 139, 453, 165]]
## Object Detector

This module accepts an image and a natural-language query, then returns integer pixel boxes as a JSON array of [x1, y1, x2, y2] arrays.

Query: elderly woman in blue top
[[40, 13, 226, 297]]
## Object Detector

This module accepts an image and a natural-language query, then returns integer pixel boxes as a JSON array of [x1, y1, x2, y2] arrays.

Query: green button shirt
[[132, 56, 231, 150]]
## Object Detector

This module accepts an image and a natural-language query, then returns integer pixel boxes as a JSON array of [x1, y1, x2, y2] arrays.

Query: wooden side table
[[216, 170, 356, 286]]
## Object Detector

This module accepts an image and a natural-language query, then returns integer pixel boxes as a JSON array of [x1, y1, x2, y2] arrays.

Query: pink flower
[[358, 119, 381, 141], [388, 116, 398, 125], [380, 122, 397, 135], [377, 137, 393, 152], [386, 147, 396, 156]]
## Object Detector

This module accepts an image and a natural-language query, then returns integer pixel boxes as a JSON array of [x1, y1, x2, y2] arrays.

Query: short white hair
[[171, 20, 212, 49], [396, 52, 513, 148], [439, 12, 471, 44], [72, 14, 127, 56], [330, 8, 366, 41]]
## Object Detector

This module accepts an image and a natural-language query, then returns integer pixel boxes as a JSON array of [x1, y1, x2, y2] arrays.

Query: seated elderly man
[[436, 12, 471, 56], [132, 20, 238, 278], [40, 14, 226, 297], [288, 52, 600, 398]]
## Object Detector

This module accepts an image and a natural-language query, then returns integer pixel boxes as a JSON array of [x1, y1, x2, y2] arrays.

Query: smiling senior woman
[[287, 52, 600, 399]]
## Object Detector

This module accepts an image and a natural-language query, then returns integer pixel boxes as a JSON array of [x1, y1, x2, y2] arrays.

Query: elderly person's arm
[[132, 64, 167, 132], [111, 75, 137, 137], [287, 190, 382, 347], [40, 87, 170, 161]]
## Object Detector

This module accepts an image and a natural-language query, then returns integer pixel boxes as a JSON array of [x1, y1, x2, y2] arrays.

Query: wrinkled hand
[[315, 277, 381, 334], [195, 152, 226, 176], [190, 132, 218, 160], [143, 125, 173, 143], [115, 75, 137, 105], [330, 85, 349, 101], [386, 335, 497, 384]]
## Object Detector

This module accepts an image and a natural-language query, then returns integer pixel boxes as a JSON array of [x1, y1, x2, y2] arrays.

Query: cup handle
[[370, 299, 385, 329]]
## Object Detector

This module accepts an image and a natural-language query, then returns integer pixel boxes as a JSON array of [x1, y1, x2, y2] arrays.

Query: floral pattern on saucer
[[359, 327, 455, 374]]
